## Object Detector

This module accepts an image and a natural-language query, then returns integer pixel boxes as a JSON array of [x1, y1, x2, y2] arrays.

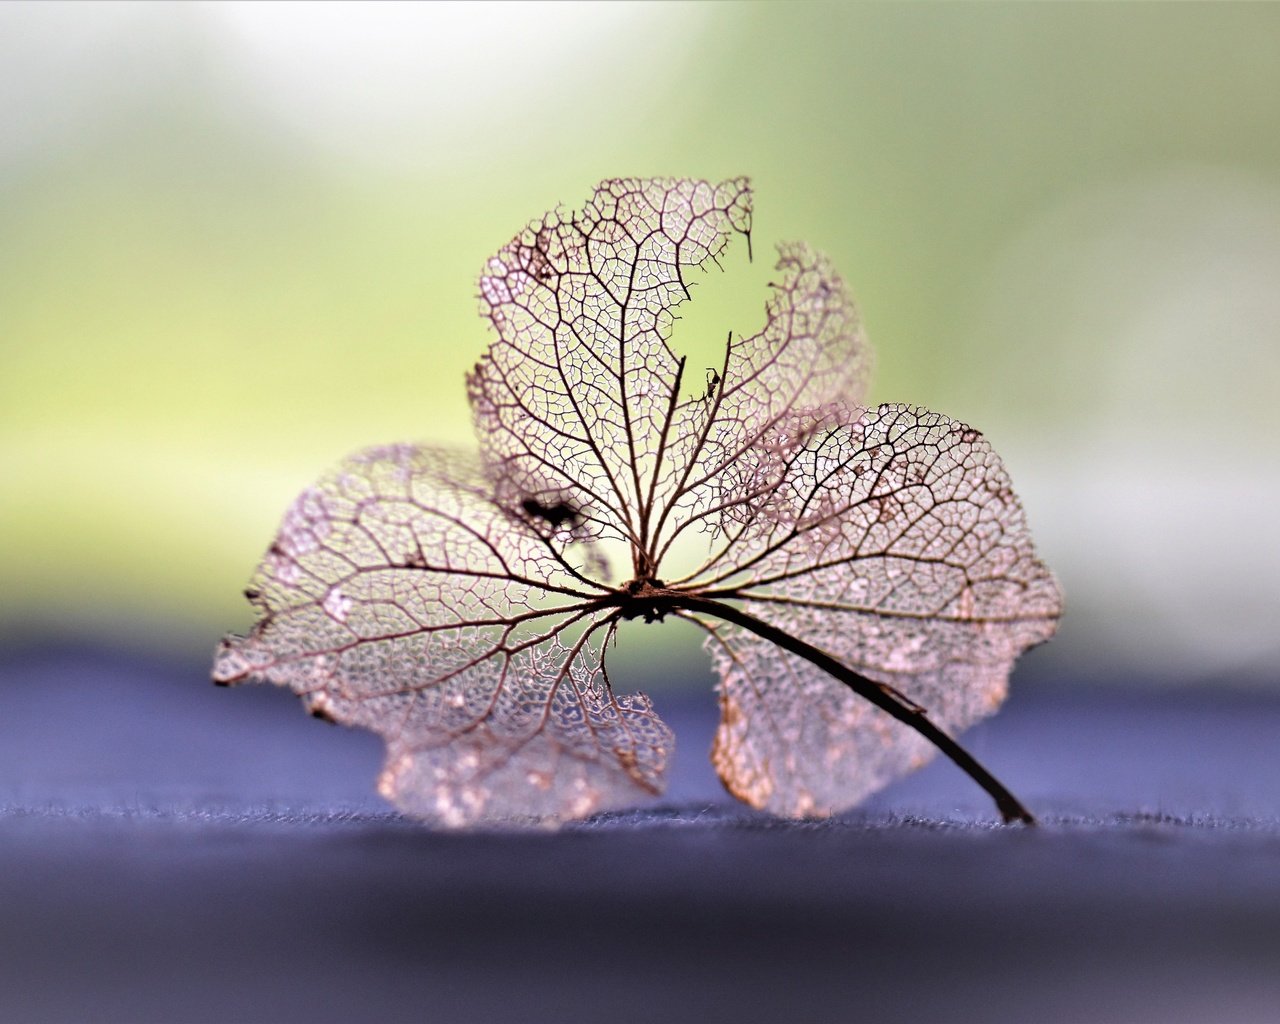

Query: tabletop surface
[[2, 644, 1277, 1024]]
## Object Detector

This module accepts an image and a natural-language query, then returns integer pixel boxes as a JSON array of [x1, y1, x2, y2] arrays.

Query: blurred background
[[2, 0, 1278, 687]]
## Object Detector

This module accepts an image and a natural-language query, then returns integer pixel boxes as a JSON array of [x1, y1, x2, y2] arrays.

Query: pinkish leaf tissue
[[214, 177, 1062, 827]]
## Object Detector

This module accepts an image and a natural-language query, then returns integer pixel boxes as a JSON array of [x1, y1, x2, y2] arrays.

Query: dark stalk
[[611, 586, 1036, 825]]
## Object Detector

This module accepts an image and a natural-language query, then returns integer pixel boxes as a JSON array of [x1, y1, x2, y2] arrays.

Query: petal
[[469, 177, 752, 550], [213, 445, 672, 827], [655, 242, 870, 562], [694, 404, 1060, 816]]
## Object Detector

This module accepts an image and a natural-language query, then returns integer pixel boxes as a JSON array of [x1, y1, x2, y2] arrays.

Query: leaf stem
[[667, 593, 1036, 825]]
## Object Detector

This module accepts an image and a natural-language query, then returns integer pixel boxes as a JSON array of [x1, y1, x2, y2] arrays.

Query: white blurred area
[[971, 170, 1280, 682], [0, 1, 711, 172], [208, 1, 711, 170]]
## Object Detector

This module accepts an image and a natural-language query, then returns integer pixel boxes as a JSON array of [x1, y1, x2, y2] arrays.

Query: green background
[[3, 2, 1278, 685]]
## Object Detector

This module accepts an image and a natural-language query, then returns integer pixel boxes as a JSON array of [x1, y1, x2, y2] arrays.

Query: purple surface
[[2, 644, 1278, 1024]]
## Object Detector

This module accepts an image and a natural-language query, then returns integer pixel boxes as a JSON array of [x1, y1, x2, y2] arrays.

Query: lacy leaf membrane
[[692, 404, 1060, 816], [216, 177, 1061, 826], [214, 446, 670, 826]]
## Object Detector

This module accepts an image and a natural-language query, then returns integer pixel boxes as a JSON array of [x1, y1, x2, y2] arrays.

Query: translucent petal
[[469, 177, 752, 550], [214, 445, 671, 827], [694, 404, 1060, 816]]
